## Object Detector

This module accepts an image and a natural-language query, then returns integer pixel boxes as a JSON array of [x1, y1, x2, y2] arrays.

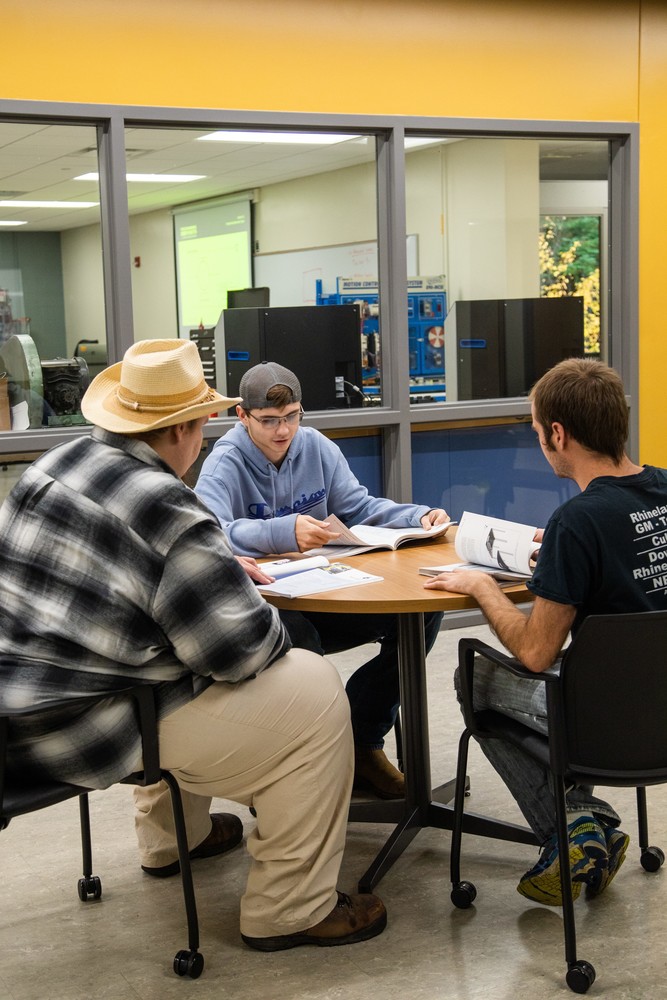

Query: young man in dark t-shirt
[[425, 357, 667, 906]]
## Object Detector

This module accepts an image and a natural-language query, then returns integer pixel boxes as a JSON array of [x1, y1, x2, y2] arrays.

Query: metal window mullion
[[97, 113, 134, 363], [376, 126, 412, 502], [608, 127, 639, 460]]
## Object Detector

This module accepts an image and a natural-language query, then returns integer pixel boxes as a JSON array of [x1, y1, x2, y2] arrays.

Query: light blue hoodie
[[195, 422, 431, 557]]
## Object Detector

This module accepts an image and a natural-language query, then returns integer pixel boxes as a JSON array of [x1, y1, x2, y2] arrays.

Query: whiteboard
[[173, 197, 252, 337], [253, 236, 418, 307]]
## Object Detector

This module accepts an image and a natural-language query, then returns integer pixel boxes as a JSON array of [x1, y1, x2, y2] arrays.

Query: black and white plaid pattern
[[0, 427, 289, 788]]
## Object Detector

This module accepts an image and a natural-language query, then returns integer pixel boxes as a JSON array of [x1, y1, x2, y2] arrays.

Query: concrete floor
[[1, 623, 666, 1000]]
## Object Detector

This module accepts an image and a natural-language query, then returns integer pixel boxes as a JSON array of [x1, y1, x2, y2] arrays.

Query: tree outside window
[[539, 214, 601, 356]]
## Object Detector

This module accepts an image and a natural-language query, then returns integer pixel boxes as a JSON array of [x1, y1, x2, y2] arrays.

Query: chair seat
[[0, 682, 205, 978], [1, 779, 90, 820]]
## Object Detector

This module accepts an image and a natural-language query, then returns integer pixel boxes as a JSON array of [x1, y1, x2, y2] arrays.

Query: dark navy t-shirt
[[528, 465, 667, 635]]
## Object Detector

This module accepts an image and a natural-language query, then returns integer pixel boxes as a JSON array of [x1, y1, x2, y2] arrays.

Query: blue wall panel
[[411, 422, 577, 526], [335, 423, 577, 528], [334, 433, 383, 498]]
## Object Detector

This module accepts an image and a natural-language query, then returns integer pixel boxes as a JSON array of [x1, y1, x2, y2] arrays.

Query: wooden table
[[263, 532, 538, 891]]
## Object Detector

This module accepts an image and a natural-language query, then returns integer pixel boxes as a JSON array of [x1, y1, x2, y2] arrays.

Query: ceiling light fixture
[[0, 200, 99, 209], [0, 220, 27, 226], [75, 173, 205, 183], [197, 130, 360, 145]]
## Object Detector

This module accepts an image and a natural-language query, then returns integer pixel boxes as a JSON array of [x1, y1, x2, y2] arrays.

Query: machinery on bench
[[0, 334, 107, 430]]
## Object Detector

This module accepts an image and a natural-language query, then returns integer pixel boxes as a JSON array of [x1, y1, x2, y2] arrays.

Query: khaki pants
[[133, 648, 353, 938]]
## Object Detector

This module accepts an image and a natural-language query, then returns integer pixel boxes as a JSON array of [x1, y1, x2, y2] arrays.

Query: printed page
[[419, 561, 531, 581], [259, 555, 329, 579], [318, 514, 376, 546], [258, 563, 383, 598], [316, 513, 453, 550], [454, 511, 538, 576]]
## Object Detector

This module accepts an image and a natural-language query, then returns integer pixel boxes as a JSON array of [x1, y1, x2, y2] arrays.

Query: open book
[[305, 513, 455, 559], [258, 555, 331, 579], [419, 511, 539, 581], [257, 562, 383, 598]]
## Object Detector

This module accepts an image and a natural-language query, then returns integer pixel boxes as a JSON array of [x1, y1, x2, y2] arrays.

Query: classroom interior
[[1, 1, 667, 998]]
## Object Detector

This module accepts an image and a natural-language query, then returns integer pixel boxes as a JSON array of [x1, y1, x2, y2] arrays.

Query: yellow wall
[[3, 0, 666, 459], [637, 3, 667, 463]]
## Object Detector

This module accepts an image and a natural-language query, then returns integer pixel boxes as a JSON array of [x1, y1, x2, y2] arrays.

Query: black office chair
[[0, 684, 205, 979], [449, 611, 667, 994]]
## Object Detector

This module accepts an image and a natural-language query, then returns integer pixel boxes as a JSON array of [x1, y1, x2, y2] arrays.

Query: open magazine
[[419, 511, 539, 581], [258, 555, 331, 579], [305, 513, 455, 559], [258, 562, 383, 598]]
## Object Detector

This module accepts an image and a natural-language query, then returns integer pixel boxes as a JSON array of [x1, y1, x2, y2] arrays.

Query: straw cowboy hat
[[81, 339, 241, 434]]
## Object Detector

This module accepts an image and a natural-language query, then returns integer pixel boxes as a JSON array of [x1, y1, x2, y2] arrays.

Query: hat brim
[[81, 362, 241, 434]]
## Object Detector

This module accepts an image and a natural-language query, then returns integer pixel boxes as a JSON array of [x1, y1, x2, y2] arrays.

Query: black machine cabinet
[[217, 304, 363, 410], [444, 296, 585, 401]]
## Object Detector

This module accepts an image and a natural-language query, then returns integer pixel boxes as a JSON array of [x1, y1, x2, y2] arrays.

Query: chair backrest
[[556, 610, 667, 780], [0, 684, 161, 824]]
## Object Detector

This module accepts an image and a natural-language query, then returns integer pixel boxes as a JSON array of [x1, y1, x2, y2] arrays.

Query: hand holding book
[[420, 512, 541, 583], [304, 514, 455, 559]]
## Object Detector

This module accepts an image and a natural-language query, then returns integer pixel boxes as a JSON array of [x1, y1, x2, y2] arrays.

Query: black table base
[[348, 612, 539, 893]]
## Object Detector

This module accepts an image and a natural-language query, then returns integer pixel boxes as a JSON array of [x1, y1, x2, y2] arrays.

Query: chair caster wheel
[[450, 880, 477, 909], [641, 846, 665, 872], [566, 960, 595, 994], [77, 875, 102, 901], [174, 949, 204, 979]]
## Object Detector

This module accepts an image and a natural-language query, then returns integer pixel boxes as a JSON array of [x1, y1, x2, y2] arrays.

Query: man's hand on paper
[[295, 514, 342, 552], [420, 507, 450, 529], [423, 566, 499, 597], [236, 555, 275, 585]]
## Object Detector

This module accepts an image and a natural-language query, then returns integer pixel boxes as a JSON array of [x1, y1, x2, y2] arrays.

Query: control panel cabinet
[[316, 276, 447, 403]]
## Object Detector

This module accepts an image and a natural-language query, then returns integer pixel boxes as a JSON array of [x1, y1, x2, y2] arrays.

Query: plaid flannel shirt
[[0, 428, 290, 788]]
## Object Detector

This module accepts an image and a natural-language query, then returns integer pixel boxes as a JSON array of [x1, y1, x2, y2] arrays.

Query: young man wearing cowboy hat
[[195, 361, 449, 800], [0, 339, 386, 951]]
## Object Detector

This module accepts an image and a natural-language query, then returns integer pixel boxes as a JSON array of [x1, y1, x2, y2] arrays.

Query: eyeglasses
[[245, 407, 304, 430]]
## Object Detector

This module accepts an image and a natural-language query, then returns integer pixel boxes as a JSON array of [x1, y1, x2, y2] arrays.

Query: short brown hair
[[243, 384, 296, 411], [136, 416, 201, 444], [530, 358, 628, 463]]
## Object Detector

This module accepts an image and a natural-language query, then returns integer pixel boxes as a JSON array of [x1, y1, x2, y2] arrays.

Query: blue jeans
[[454, 655, 621, 844], [280, 608, 443, 748]]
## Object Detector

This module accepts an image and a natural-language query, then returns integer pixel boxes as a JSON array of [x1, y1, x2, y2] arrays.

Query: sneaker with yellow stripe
[[517, 816, 609, 906], [585, 825, 629, 898]]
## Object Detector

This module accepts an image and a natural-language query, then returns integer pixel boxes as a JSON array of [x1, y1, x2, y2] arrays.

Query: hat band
[[116, 379, 213, 413]]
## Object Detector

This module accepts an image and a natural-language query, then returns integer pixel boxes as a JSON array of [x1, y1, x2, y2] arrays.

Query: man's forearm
[[424, 565, 575, 671], [468, 576, 533, 660], [466, 576, 571, 672]]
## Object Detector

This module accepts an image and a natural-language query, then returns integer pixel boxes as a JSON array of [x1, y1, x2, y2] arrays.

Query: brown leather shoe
[[241, 891, 387, 951], [353, 747, 405, 799], [141, 812, 243, 878]]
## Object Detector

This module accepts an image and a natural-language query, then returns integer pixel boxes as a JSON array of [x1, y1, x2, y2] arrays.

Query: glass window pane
[[0, 122, 105, 430], [0, 455, 33, 505], [539, 214, 602, 357], [123, 126, 379, 412], [404, 135, 609, 404]]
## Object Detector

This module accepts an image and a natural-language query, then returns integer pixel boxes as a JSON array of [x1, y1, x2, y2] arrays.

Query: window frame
[[0, 101, 638, 503]]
